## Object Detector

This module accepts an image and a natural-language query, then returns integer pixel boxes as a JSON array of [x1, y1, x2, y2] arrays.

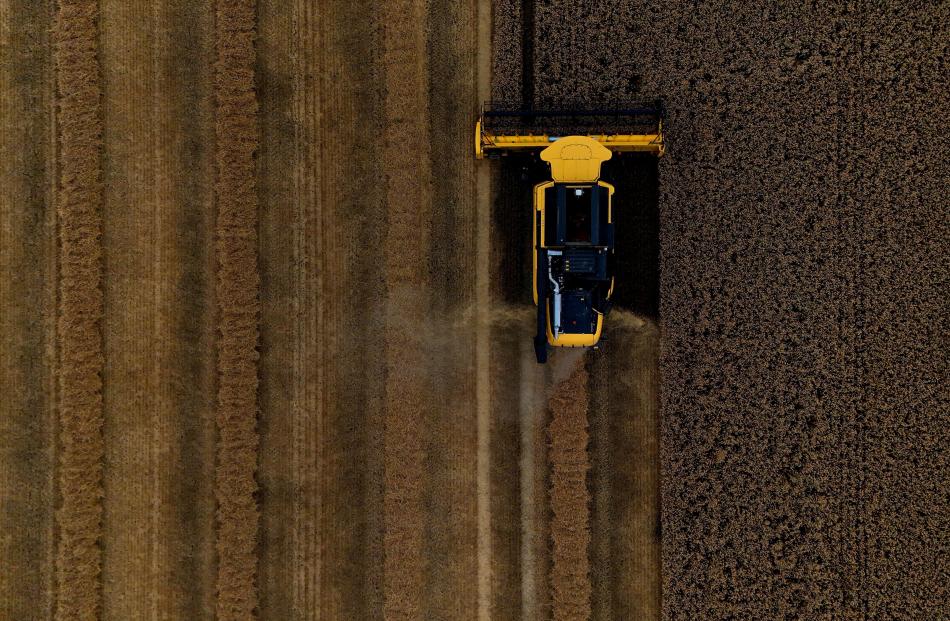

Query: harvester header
[[475, 103, 665, 159]]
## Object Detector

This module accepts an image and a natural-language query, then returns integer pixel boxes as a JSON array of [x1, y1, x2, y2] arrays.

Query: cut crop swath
[[213, 0, 262, 618], [53, 0, 106, 618], [548, 363, 592, 621]]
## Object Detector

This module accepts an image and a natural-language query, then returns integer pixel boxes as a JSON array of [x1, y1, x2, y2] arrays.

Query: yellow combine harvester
[[476, 105, 664, 363]]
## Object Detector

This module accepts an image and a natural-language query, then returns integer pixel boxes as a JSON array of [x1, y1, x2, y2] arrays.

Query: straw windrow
[[213, 0, 261, 618], [548, 364, 592, 621], [53, 0, 105, 618]]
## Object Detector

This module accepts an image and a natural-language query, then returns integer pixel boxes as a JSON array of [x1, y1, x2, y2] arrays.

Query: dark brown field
[[0, 1, 945, 620]]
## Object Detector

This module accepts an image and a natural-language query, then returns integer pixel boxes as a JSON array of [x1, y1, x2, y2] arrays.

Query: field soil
[[1, 1, 945, 620]]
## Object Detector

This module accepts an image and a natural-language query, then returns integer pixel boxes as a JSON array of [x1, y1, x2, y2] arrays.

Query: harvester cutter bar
[[476, 102, 665, 158]]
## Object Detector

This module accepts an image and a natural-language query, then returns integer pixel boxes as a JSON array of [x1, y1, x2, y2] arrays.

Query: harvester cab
[[475, 104, 664, 363]]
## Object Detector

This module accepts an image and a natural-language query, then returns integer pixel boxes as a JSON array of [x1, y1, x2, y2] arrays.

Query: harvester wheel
[[534, 336, 548, 363]]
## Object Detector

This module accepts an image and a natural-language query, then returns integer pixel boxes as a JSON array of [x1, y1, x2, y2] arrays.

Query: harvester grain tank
[[475, 105, 664, 363]]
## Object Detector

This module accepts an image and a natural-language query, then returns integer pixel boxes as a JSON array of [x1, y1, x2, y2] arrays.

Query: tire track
[[52, 0, 105, 618], [213, 0, 261, 617]]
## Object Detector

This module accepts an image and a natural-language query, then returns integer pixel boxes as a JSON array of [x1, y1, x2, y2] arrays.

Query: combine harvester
[[476, 105, 664, 363]]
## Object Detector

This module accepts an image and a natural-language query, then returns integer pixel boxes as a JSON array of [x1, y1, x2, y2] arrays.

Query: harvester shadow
[[602, 153, 659, 320]]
